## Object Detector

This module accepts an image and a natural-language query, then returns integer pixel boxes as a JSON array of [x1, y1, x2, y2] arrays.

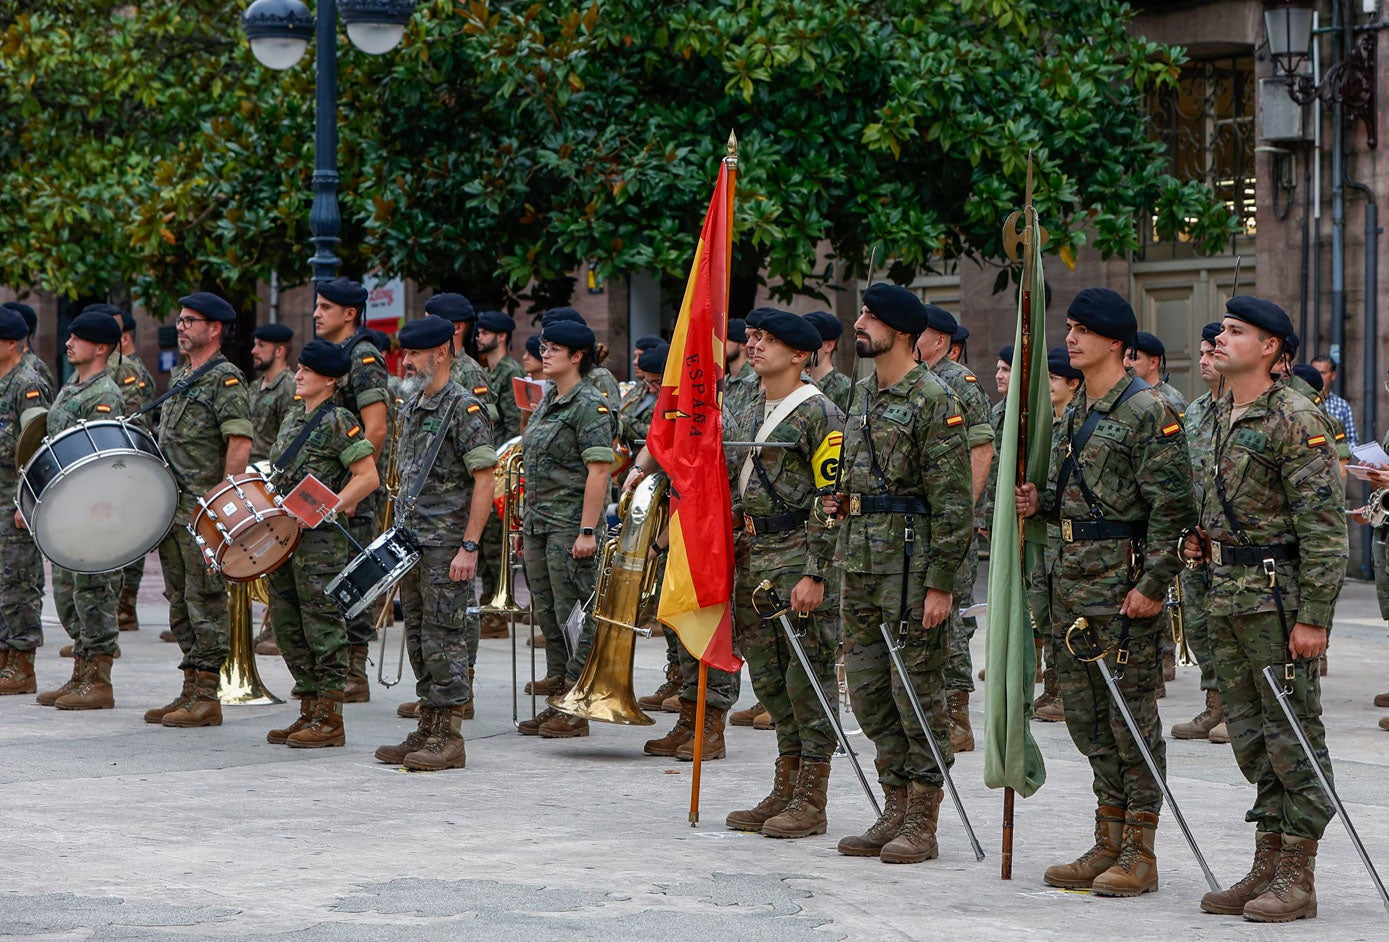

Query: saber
[[1261, 664, 1389, 911], [878, 622, 986, 861], [751, 581, 880, 817], [1066, 617, 1221, 893]]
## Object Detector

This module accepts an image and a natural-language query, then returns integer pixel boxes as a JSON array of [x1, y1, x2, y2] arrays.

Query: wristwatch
[[580, 527, 596, 537], [461, 540, 480, 552]]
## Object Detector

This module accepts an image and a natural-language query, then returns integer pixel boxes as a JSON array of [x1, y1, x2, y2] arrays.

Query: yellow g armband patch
[[812, 430, 843, 489]]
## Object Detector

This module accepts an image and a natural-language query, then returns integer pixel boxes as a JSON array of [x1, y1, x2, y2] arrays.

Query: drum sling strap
[[135, 359, 223, 418], [269, 404, 332, 479], [399, 397, 460, 513]]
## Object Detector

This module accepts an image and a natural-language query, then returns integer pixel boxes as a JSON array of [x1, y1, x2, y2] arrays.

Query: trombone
[[375, 408, 407, 687]]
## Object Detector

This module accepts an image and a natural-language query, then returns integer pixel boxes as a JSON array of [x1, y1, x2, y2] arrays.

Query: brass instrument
[[375, 409, 407, 688], [1366, 488, 1389, 528], [481, 436, 525, 614], [547, 470, 669, 726], [1167, 577, 1195, 667], [218, 581, 283, 705]]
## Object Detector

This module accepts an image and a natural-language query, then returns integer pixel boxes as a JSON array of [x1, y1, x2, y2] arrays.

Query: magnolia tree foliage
[[0, 0, 1234, 314]]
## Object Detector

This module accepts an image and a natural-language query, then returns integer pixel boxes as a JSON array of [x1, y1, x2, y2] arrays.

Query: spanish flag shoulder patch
[[293, 394, 302, 401], [945, 414, 964, 427], [361, 355, 377, 365], [24, 389, 41, 399], [1336, 431, 1347, 442], [223, 376, 240, 387], [466, 403, 482, 415], [964, 373, 977, 383], [1162, 422, 1181, 436], [123, 375, 137, 385], [597, 405, 610, 414], [347, 425, 361, 438], [1307, 434, 1328, 447], [96, 404, 112, 413], [472, 385, 489, 395]]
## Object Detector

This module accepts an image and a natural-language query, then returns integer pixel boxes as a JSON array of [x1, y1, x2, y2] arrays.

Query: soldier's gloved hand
[[1015, 483, 1039, 517], [920, 588, 953, 631]]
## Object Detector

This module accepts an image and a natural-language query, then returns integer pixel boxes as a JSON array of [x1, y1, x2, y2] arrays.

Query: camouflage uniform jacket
[[451, 352, 500, 424], [334, 334, 391, 500], [488, 355, 525, 444], [158, 354, 254, 516], [23, 350, 55, 393], [1184, 390, 1218, 508], [0, 361, 51, 531], [105, 353, 155, 417], [269, 399, 375, 498], [812, 367, 853, 416], [619, 387, 657, 444], [1036, 373, 1194, 610], [1200, 380, 1346, 628], [47, 370, 125, 435], [931, 357, 996, 450], [249, 367, 296, 463], [724, 384, 845, 577], [395, 381, 496, 547], [977, 397, 1007, 530], [1155, 379, 1188, 414], [585, 365, 622, 407], [723, 360, 759, 417], [835, 365, 972, 590], [1286, 375, 1352, 460], [521, 380, 615, 534]]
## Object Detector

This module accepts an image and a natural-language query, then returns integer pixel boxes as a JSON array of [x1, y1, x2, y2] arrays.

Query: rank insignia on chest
[[223, 377, 239, 387], [466, 404, 482, 415], [423, 418, 440, 433], [1162, 422, 1180, 436], [1307, 434, 1327, 447], [473, 385, 489, 396], [96, 404, 111, 413], [945, 414, 964, 427], [883, 404, 914, 425]]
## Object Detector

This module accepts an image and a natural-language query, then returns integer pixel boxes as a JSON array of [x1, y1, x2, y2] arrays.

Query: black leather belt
[[1060, 518, 1148, 543], [1211, 541, 1300, 566], [847, 494, 929, 516], [743, 511, 808, 536]]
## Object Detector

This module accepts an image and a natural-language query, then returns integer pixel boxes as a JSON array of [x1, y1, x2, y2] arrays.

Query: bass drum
[[17, 419, 178, 573]]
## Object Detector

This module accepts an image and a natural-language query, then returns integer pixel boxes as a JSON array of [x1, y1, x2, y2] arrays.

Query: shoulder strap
[[136, 359, 223, 417], [1054, 376, 1151, 517], [271, 403, 332, 478], [738, 383, 823, 499], [402, 396, 461, 507]]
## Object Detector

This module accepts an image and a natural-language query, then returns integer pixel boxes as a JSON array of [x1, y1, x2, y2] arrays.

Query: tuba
[[481, 436, 525, 614], [548, 470, 669, 726], [1366, 489, 1389, 529]]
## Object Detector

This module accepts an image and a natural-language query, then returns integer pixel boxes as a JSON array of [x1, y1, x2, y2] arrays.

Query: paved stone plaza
[[1, 559, 1386, 940]]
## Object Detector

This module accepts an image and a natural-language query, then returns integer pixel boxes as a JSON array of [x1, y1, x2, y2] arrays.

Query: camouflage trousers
[[267, 527, 349, 695], [673, 636, 741, 710], [1373, 527, 1389, 621], [944, 533, 979, 692], [1051, 596, 1166, 814], [158, 524, 229, 673], [119, 555, 145, 613], [522, 526, 598, 683], [399, 544, 475, 707], [52, 565, 120, 657], [1210, 611, 1335, 840], [0, 532, 44, 651], [733, 565, 838, 760], [841, 570, 952, 789], [345, 513, 380, 647], [1181, 567, 1217, 691]]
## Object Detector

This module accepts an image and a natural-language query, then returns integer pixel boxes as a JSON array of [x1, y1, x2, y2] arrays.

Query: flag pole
[[689, 662, 709, 825]]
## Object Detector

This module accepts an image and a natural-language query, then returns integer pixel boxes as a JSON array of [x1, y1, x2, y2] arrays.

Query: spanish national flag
[[647, 138, 741, 674]]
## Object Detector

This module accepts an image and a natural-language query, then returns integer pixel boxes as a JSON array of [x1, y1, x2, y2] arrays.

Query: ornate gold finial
[[726, 130, 738, 158]]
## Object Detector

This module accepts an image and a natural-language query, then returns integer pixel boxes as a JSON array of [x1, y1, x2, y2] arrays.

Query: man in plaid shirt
[[1312, 356, 1358, 447]]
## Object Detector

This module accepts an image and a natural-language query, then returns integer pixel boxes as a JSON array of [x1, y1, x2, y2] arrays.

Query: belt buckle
[[743, 516, 756, 536], [849, 494, 862, 516], [1210, 542, 1223, 566], [1061, 519, 1074, 542]]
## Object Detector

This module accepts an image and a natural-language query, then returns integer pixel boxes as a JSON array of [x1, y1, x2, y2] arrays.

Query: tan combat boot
[[405, 706, 468, 770], [1172, 689, 1224, 740], [879, 782, 944, 864], [837, 784, 909, 857], [144, 669, 196, 723], [1, 650, 37, 696], [377, 707, 437, 763], [728, 700, 765, 727], [948, 690, 974, 752], [762, 760, 831, 839], [524, 675, 564, 696], [1033, 668, 1064, 722], [1379, 716, 1389, 731], [1209, 721, 1231, 744], [1043, 805, 1126, 888], [118, 588, 139, 631], [159, 629, 177, 642], [267, 696, 318, 745], [1091, 809, 1160, 896], [1374, 690, 1389, 708], [1200, 831, 1281, 914], [0, 649, 12, 683], [518, 706, 564, 736], [343, 644, 370, 703], [1242, 836, 1318, 922], [59, 644, 74, 658], [397, 700, 421, 719], [753, 709, 775, 730], [644, 700, 695, 756], [677, 706, 726, 760], [55, 655, 115, 710], [288, 689, 345, 747], [479, 613, 509, 639], [36, 657, 82, 706], [1162, 651, 1176, 683], [162, 671, 223, 728], [539, 711, 590, 739], [660, 693, 682, 713], [726, 754, 800, 832], [254, 623, 280, 656], [638, 664, 682, 711]]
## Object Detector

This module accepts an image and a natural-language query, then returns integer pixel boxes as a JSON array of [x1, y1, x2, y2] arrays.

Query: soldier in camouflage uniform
[[517, 319, 616, 739], [426, 294, 500, 423], [619, 345, 664, 446], [915, 305, 995, 754], [475, 310, 524, 638], [1126, 331, 1188, 413], [715, 311, 845, 838], [0, 307, 50, 697], [722, 315, 761, 417], [1189, 297, 1345, 922], [825, 284, 973, 866], [313, 278, 390, 702], [249, 323, 296, 463], [2, 301, 58, 393], [1018, 288, 1194, 898], [31, 313, 127, 710], [144, 292, 254, 730], [540, 307, 622, 405], [375, 316, 497, 770], [803, 310, 853, 416], [265, 341, 378, 748], [975, 346, 1012, 543]]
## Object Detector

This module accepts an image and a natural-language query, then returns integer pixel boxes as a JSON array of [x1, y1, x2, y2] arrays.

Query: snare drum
[[17, 419, 178, 573], [189, 473, 301, 582], [326, 527, 421, 619]]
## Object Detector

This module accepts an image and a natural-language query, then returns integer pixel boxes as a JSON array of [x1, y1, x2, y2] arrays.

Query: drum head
[[14, 412, 48, 471], [31, 453, 177, 572]]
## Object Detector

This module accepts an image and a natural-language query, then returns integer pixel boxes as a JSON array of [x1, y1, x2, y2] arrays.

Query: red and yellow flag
[[648, 141, 741, 673]]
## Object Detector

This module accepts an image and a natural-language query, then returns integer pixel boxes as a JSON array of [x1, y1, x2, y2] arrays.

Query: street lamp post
[[243, 0, 416, 285]]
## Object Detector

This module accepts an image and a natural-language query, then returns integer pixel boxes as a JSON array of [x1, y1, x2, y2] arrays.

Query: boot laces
[[1228, 841, 1280, 892], [1268, 846, 1307, 897]]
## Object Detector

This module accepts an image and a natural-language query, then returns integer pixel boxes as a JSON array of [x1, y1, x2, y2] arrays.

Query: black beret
[[1291, 363, 1324, 392], [397, 315, 454, 351], [1047, 346, 1083, 381], [477, 310, 515, 334], [745, 307, 779, 330], [364, 328, 393, 353], [727, 318, 748, 344], [542, 320, 595, 352], [1066, 288, 1136, 343], [634, 334, 663, 352], [178, 291, 237, 323], [804, 310, 842, 341], [253, 323, 294, 344], [1285, 332, 1301, 358], [998, 345, 1015, 365], [862, 283, 928, 334], [637, 344, 669, 374], [525, 334, 542, 358], [68, 311, 122, 347], [424, 293, 475, 323], [952, 324, 970, 343], [1131, 331, 1165, 357], [922, 304, 957, 336], [541, 306, 585, 326], [316, 277, 368, 310], [0, 307, 29, 341], [3, 301, 37, 335], [1225, 295, 1295, 341], [1201, 322, 1223, 344], [759, 311, 822, 352], [82, 302, 123, 320], [298, 339, 351, 378]]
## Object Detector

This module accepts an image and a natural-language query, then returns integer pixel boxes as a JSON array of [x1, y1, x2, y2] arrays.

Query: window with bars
[[1142, 54, 1257, 259]]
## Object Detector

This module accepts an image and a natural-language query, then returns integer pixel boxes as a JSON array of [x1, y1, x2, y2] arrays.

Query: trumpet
[[1167, 576, 1195, 668]]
